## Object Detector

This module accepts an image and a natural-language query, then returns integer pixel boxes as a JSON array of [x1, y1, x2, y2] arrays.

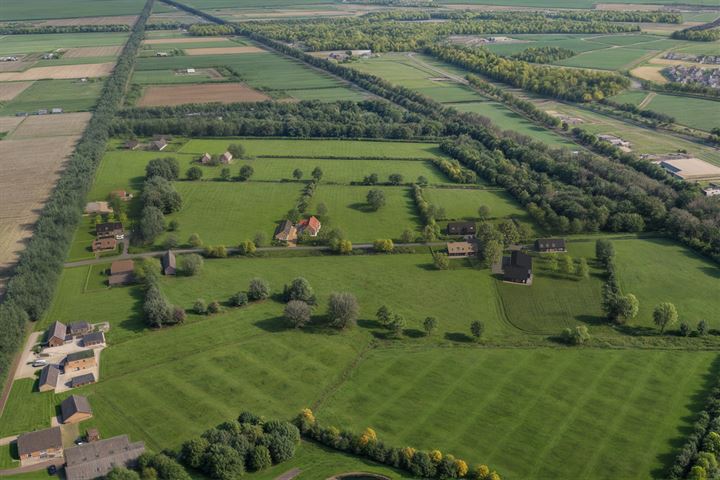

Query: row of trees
[[363, 9, 681, 24], [426, 44, 630, 102], [671, 25, 720, 42], [137, 259, 185, 328], [0, 0, 154, 384], [187, 23, 235, 36], [0, 24, 129, 34], [107, 452, 191, 480], [295, 408, 500, 479], [509, 46, 576, 63], [597, 240, 640, 325], [135, 157, 183, 245], [431, 157, 477, 184], [599, 98, 676, 124]]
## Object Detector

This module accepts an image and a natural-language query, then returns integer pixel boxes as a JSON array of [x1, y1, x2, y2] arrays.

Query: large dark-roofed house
[[535, 238, 567, 253], [446, 221, 476, 236], [70, 373, 96, 389], [66, 350, 96, 371], [161, 250, 176, 275], [64, 435, 145, 480], [46, 321, 67, 348], [39, 365, 60, 392], [68, 321, 92, 337], [503, 251, 533, 285], [16, 427, 63, 461], [61, 395, 93, 424]]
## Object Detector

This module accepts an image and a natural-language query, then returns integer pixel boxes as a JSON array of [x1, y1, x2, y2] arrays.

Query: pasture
[[0, 33, 129, 56], [0, 79, 103, 115], [0, 0, 161, 21], [423, 187, 526, 220], [136, 83, 271, 106], [311, 185, 421, 242], [611, 91, 720, 131], [318, 347, 718, 480]]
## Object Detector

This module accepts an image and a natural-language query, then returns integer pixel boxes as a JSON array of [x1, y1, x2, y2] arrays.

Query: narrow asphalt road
[[63, 242, 448, 268]]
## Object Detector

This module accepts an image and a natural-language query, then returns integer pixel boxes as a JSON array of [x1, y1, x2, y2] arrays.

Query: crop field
[[311, 185, 421, 242], [0, 81, 32, 101], [0, 79, 103, 115], [423, 187, 526, 220], [6, 112, 91, 139], [614, 92, 719, 131], [184, 46, 265, 55], [137, 83, 271, 106], [62, 46, 123, 58], [318, 347, 718, 480], [0, 33, 130, 55], [0, 0, 163, 21], [556, 47, 656, 71], [0, 63, 114, 82]]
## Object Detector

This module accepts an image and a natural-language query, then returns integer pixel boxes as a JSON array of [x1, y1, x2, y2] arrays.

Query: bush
[[248, 278, 270, 301], [327, 292, 359, 329], [283, 277, 316, 304], [238, 240, 256, 255], [204, 245, 228, 258], [187, 166, 203, 180], [561, 325, 590, 345], [208, 301, 222, 314], [373, 239, 394, 252], [180, 254, 203, 276], [230, 292, 248, 307], [194, 298, 208, 315], [250, 445, 272, 471], [189, 233, 203, 248]]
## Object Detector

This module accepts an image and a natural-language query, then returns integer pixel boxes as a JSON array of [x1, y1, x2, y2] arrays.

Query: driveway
[[13, 332, 43, 380]]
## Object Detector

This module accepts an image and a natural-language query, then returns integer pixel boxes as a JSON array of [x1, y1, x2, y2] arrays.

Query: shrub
[[250, 445, 272, 471], [208, 300, 222, 314], [186, 166, 203, 181], [248, 278, 270, 301], [373, 239, 394, 252], [238, 240, 256, 255], [188, 233, 203, 248], [194, 298, 208, 315], [327, 292, 359, 329], [180, 254, 203, 276], [284, 300, 312, 328], [230, 292, 248, 307], [283, 277, 316, 304]]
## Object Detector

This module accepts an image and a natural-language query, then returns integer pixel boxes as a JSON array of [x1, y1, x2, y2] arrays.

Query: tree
[[180, 438, 209, 469], [434, 253, 450, 270], [497, 220, 519, 246], [250, 445, 272, 472], [596, 239, 615, 266], [576, 257, 590, 279], [138, 206, 165, 244], [172, 306, 186, 324], [400, 229, 415, 243], [287, 208, 301, 223], [364, 173, 378, 185], [417, 175, 428, 186], [208, 301, 221, 314], [164, 235, 178, 250], [106, 468, 141, 480], [141, 176, 182, 214], [180, 253, 203, 276], [560, 255, 574, 274], [617, 293, 639, 323], [285, 300, 311, 328], [376, 305, 392, 326], [253, 231, 267, 247], [653, 302, 678, 333], [283, 277, 315, 304], [146, 157, 179, 181], [220, 167, 231, 181], [422, 223, 439, 242], [230, 292, 248, 307], [292, 168, 303, 180], [227, 143, 246, 159], [470, 320, 485, 341], [336, 239, 352, 254], [388, 314, 406, 338], [698, 319, 709, 336], [311, 167, 323, 182], [238, 240, 256, 255], [373, 239, 394, 252], [248, 278, 270, 301], [562, 325, 590, 345], [316, 202, 328, 218], [423, 316, 438, 336], [478, 205, 491, 220], [679, 321, 690, 337], [366, 189, 386, 210], [546, 253, 559, 272], [481, 239, 503, 267], [327, 292, 359, 329], [388, 173, 404, 185], [186, 166, 203, 181], [204, 443, 245, 480], [193, 298, 208, 315], [238, 165, 254, 181], [188, 233, 203, 248]]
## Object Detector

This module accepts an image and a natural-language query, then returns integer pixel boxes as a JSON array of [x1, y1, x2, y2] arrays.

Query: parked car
[[32, 360, 47, 367], [115, 234, 125, 240], [47, 465, 57, 475]]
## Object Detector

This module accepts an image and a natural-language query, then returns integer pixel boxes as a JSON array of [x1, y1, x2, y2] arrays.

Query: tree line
[[509, 46, 576, 63], [671, 18, 720, 42], [363, 9, 681, 24], [426, 44, 630, 102], [0, 0, 154, 385], [0, 24, 130, 34]]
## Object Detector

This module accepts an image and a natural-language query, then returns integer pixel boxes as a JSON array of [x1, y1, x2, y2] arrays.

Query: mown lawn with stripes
[[317, 347, 719, 480]]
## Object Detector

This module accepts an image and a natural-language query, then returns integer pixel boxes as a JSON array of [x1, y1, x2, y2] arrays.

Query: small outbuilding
[[46, 321, 67, 348], [70, 373, 96, 389], [82, 331, 105, 348], [86, 428, 101, 442], [150, 139, 168, 151], [161, 250, 176, 275], [219, 151, 233, 164], [96, 222, 123, 239], [200, 152, 212, 164], [109, 259, 135, 286], [61, 395, 93, 424], [68, 321, 92, 337], [110, 190, 133, 202], [38, 365, 60, 392], [65, 350, 96, 371], [124, 140, 139, 150], [16, 427, 63, 461]]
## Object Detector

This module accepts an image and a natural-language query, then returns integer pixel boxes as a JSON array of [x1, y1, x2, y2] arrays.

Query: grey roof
[[39, 365, 60, 388], [61, 395, 93, 420], [96, 222, 123, 234], [535, 238, 566, 250], [16, 427, 62, 456], [108, 272, 134, 286], [69, 322, 92, 334], [504, 251, 533, 282], [162, 250, 176, 270], [65, 435, 145, 480], [66, 350, 95, 363], [47, 321, 66, 341], [70, 373, 96, 388], [83, 332, 105, 345]]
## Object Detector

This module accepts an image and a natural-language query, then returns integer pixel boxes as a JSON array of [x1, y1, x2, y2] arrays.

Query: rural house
[[46, 321, 67, 348], [64, 435, 145, 480], [83, 332, 105, 348], [150, 139, 168, 151], [61, 395, 93, 424], [68, 322, 92, 337], [297, 216, 321, 237], [161, 250, 176, 275], [219, 151, 233, 164], [92, 237, 117, 253], [16, 427, 63, 462], [535, 238, 567, 253], [65, 350, 96, 372], [447, 221, 476, 236], [38, 365, 60, 392], [84, 201, 113, 215], [200, 152, 212, 164], [274, 220, 298, 243], [109, 259, 135, 286], [70, 373, 96, 389], [447, 241, 477, 258], [124, 140, 139, 150], [503, 251, 533, 285], [96, 222, 123, 239]]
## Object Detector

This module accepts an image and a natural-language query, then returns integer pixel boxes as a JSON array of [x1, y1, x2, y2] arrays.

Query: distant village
[[662, 65, 720, 89]]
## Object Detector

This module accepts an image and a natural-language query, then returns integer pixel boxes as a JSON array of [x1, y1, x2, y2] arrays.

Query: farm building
[[124, 140, 139, 150], [200, 152, 212, 164], [16, 427, 63, 461], [68, 322, 92, 337], [38, 365, 60, 392], [83, 332, 105, 348], [70, 373, 96, 389], [96, 222, 123, 239], [150, 139, 167, 151], [61, 395, 93, 424], [86, 429, 101, 442], [84, 201, 113, 215], [65, 350, 96, 371], [219, 151, 233, 164], [660, 158, 720, 182], [161, 250, 176, 275], [447, 221, 476, 236], [447, 241, 477, 258], [703, 183, 720, 196], [185, 68, 195, 73], [535, 238, 567, 253], [46, 321, 67, 348], [51, 108, 63, 114], [92, 237, 117, 253], [109, 259, 135, 286], [297, 216, 321, 237], [275, 220, 298, 242], [64, 435, 145, 480], [110, 190, 133, 202], [597, 134, 631, 149], [503, 251, 533, 285]]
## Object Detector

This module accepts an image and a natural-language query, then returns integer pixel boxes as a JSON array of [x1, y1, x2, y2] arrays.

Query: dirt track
[[0, 63, 114, 81], [137, 83, 271, 106]]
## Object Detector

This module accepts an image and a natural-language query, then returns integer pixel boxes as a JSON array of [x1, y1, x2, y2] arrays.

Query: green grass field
[[0, 79, 103, 115], [556, 47, 655, 71], [611, 92, 720, 131], [311, 185, 421, 242], [423, 187, 526, 220], [0, 33, 129, 55], [317, 347, 718, 480]]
